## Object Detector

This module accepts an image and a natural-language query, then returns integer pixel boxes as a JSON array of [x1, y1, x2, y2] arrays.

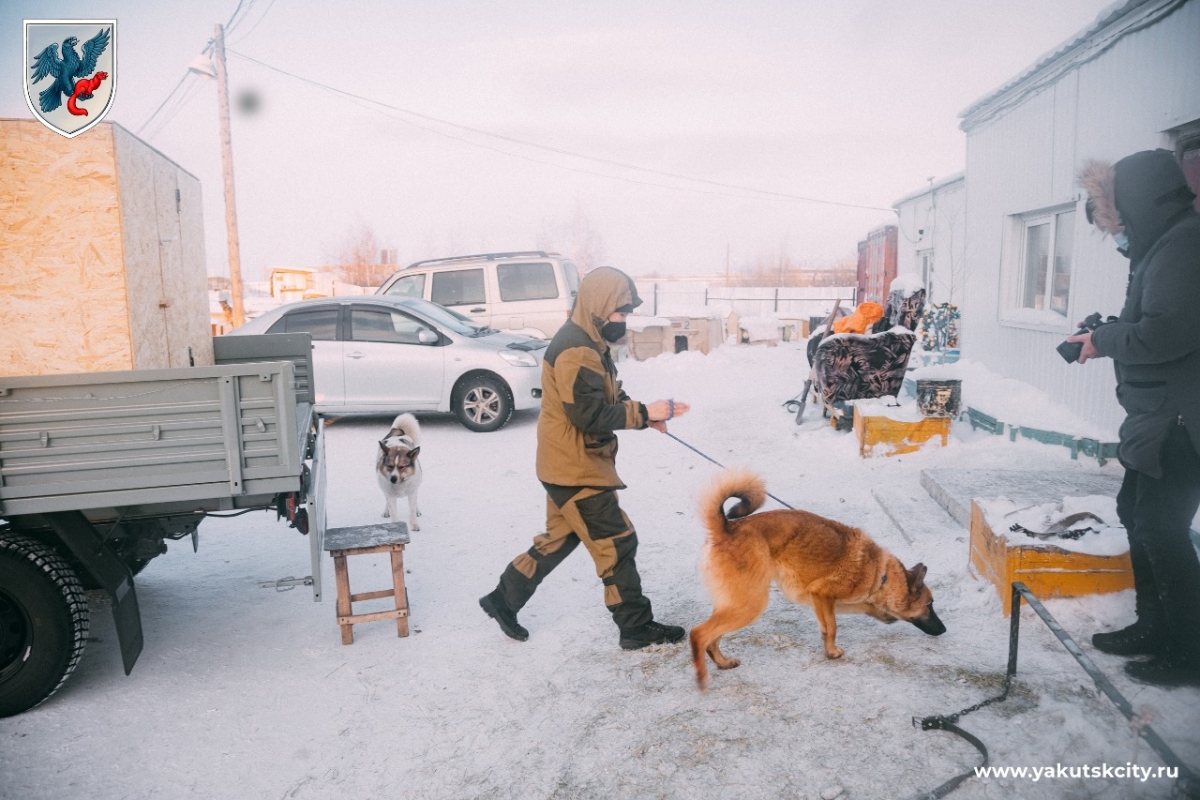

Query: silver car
[[227, 296, 545, 432]]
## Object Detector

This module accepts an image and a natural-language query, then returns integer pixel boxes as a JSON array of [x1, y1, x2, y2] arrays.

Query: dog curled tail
[[701, 467, 768, 538], [387, 413, 421, 444], [692, 468, 769, 691]]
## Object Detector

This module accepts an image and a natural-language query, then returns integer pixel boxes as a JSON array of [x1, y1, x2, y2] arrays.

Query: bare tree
[[328, 223, 393, 287], [536, 204, 607, 273], [730, 250, 856, 287]]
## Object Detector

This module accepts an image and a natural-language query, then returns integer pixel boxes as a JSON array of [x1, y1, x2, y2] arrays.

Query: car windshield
[[394, 298, 494, 337]]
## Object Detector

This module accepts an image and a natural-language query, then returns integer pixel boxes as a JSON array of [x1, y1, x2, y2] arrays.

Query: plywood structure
[[969, 501, 1134, 616], [0, 119, 213, 377]]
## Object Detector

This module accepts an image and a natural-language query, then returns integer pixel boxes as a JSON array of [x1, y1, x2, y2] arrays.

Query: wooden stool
[[323, 523, 411, 644]]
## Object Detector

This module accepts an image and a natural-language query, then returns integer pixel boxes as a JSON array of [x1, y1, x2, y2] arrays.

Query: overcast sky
[[3, 0, 1116, 280]]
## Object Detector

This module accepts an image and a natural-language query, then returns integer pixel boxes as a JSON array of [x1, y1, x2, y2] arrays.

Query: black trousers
[[495, 485, 653, 632], [1116, 423, 1200, 657]]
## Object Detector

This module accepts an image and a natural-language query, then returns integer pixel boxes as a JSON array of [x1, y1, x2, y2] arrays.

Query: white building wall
[[894, 176, 966, 306], [961, 0, 1200, 435]]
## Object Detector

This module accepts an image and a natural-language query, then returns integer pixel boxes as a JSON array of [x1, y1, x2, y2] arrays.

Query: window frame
[[348, 305, 438, 346], [496, 261, 560, 302], [383, 273, 426, 300], [999, 201, 1079, 333], [430, 267, 487, 307], [1170, 119, 1200, 213], [917, 248, 934, 303], [267, 305, 341, 341]]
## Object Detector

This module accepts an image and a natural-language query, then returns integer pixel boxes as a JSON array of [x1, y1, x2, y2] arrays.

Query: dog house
[[626, 311, 725, 360], [737, 315, 785, 346]]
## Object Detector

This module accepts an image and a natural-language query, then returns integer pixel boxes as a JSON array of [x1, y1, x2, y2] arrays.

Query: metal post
[[213, 23, 246, 327], [1007, 583, 1022, 678]]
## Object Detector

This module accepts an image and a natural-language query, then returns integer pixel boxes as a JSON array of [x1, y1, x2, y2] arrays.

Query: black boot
[[619, 620, 685, 651], [1124, 649, 1200, 687], [1092, 620, 1165, 656], [479, 591, 529, 642]]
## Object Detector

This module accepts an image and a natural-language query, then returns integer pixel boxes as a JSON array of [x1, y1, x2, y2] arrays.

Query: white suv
[[376, 251, 580, 340]]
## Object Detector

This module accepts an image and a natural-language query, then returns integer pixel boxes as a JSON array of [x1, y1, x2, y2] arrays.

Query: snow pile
[[849, 395, 926, 422], [654, 303, 732, 320], [2, 342, 1195, 800], [1001, 307, 1075, 329], [889, 272, 925, 297], [977, 495, 1129, 556], [737, 315, 782, 341], [626, 314, 672, 331], [910, 357, 1118, 441]]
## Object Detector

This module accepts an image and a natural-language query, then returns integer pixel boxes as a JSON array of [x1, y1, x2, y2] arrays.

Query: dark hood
[[1114, 149, 1197, 264]]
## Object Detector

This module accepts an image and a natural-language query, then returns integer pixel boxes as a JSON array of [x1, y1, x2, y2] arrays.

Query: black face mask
[[600, 321, 626, 342]]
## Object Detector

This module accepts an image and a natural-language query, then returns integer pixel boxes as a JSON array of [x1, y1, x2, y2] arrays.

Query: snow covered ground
[[2, 342, 1198, 799]]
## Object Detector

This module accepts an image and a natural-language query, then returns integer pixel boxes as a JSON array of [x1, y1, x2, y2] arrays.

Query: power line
[[136, 0, 254, 135], [136, 71, 190, 135], [278, 67, 811, 204], [226, 48, 892, 213], [232, 0, 281, 43]]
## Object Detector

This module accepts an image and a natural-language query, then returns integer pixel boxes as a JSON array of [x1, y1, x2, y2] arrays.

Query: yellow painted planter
[[969, 501, 1134, 616], [853, 412, 950, 458]]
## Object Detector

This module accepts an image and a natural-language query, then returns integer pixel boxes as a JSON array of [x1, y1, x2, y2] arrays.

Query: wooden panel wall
[[112, 126, 213, 368], [175, 153, 214, 366], [0, 120, 134, 376], [112, 122, 169, 369]]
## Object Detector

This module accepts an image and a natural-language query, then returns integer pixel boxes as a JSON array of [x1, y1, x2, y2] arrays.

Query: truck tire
[[0, 532, 90, 718]]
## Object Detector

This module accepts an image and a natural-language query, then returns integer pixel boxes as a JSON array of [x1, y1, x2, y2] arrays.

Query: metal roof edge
[[891, 172, 966, 210], [957, 0, 1176, 130]]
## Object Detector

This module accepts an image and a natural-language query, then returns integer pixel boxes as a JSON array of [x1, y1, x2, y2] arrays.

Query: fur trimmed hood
[[1080, 150, 1197, 262], [1079, 159, 1123, 235]]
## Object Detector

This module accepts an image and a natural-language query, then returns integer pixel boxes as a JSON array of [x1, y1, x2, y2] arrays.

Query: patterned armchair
[[807, 287, 926, 412]]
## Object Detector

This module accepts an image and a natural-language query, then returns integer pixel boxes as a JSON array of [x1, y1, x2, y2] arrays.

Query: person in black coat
[[1069, 149, 1200, 686]]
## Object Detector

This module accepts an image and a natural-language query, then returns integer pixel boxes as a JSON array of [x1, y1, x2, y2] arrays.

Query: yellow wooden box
[[969, 501, 1134, 616], [853, 412, 950, 457]]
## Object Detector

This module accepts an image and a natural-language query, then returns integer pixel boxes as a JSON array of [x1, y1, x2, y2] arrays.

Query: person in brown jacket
[[479, 266, 690, 650]]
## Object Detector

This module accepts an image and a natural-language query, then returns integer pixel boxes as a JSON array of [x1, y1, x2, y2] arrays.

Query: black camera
[[1057, 312, 1108, 363]]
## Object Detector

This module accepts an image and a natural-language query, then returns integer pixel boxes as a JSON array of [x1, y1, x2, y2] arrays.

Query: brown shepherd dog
[[690, 468, 945, 689]]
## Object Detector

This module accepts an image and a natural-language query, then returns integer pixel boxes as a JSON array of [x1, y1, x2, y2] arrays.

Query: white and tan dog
[[377, 413, 422, 531]]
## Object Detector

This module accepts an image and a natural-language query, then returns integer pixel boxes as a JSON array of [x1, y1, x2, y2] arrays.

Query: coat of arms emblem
[[24, 20, 117, 138]]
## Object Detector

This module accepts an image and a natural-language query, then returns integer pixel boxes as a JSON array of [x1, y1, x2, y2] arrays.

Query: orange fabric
[[832, 302, 884, 334]]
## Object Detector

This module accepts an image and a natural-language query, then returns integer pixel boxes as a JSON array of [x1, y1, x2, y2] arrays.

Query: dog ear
[[407, 446, 420, 460], [906, 563, 928, 592], [379, 439, 390, 454]]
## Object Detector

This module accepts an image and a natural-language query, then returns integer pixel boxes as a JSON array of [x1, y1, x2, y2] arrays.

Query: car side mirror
[[418, 329, 439, 344]]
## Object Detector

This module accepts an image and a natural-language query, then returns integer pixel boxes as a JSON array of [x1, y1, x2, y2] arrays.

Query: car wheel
[[453, 375, 513, 433], [0, 531, 90, 718]]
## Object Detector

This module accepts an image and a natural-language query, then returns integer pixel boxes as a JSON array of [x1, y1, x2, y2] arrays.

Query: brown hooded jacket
[[535, 267, 648, 488]]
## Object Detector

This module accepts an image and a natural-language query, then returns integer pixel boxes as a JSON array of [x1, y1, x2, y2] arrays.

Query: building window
[[1172, 120, 1200, 212], [918, 249, 933, 301], [1013, 206, 1075, 319]]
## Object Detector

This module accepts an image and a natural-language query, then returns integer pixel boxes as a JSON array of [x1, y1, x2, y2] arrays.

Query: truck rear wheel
[[0, 532, 90, 718]]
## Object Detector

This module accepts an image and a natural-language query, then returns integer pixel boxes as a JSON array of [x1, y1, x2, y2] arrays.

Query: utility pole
[[725, 243, 730, 286], [213, 22, 245, 327]]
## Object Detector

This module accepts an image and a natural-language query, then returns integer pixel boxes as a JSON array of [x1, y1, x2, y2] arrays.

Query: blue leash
[[663, 431, 795, 510]]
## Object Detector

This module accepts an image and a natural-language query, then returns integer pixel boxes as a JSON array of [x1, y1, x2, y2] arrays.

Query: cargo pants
[[495, 484, 653, 632]]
